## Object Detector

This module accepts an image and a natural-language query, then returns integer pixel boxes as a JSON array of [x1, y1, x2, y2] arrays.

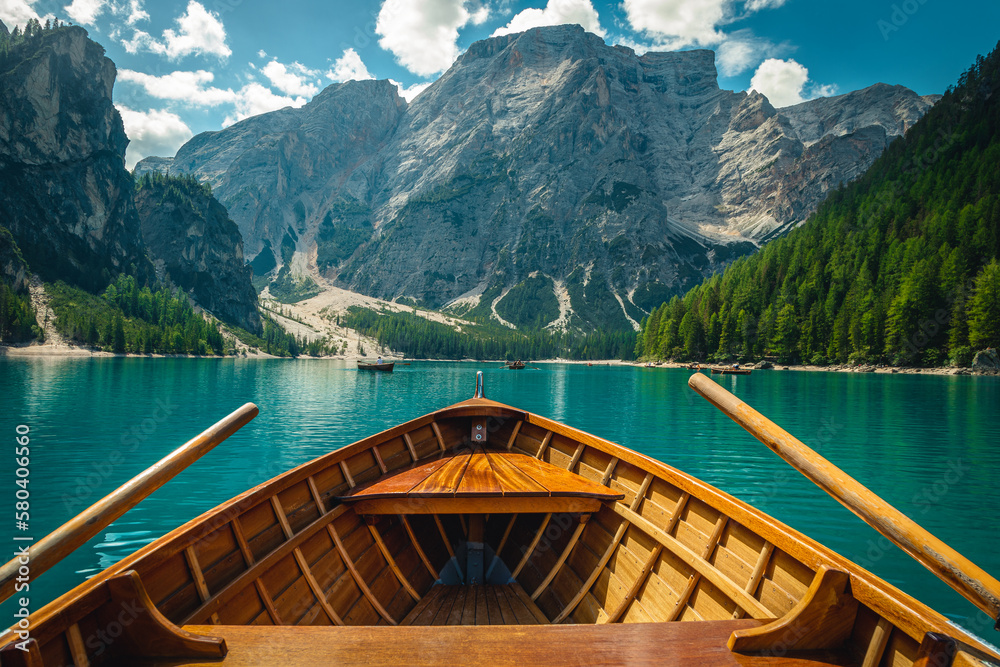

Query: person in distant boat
[[733, 362, 740, 369], [377, 356, 383, 364]]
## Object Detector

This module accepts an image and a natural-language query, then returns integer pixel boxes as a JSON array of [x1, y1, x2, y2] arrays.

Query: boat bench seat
[[136, 620, 855, 666], [338, 445, 624, 515]]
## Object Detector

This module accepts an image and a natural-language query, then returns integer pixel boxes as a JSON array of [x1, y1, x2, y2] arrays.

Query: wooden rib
[[511, 582, 550, 624], [307, 476, 326, 513], [601, 458, 619, 485], [180, 505, 349, 625], [270, 496, 294, 539], [430, 422, 447, 451], [326, 523, 397, 625], [734, 542, 774, 619], [495, 515, 517, 556], [612, 503, 770, 619], [183, 545, 220, 624], [371, 445, 388, 474], [231, 517, 255, 566], [665, 516, 728, 622], [66, 623, 90, 667], [368, 523, 420, 601], [506, 421, 523, 451], [293, 547, 345, 626], [511, 513, 552, 578], [401, 515, 439, 580], [403, 433, 419, 461], [551, 483, 679, 624], [534, 431, 553, 459], [862, 617, 894, 667], [602, 544, 662, 623], [631, 473, 654, 511], [566, 443, 585, 471], [339, 460, 356, 488], [531, 516, 590, 600], [254, 579, 283, 624], [434, 516, 457, 562], [551, 519, 628, 624], [665, 492, 690, 534]]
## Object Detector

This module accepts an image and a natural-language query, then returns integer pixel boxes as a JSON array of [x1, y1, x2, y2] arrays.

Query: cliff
[[0, 23, 153, 291], [134, 174, 262, 334]]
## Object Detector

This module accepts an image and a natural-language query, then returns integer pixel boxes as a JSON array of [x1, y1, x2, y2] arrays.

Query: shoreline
[[1, 343, 993, 375]]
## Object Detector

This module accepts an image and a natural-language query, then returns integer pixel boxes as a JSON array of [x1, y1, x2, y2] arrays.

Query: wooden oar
[[688, 372, 1000, 628], [0, 402, 259, 604]]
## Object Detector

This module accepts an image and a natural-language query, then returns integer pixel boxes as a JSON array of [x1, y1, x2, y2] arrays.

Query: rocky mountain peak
[[138, 24, 938, 328]]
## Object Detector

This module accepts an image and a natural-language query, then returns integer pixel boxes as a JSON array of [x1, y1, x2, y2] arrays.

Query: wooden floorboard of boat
[[133, 621, 858, 666]]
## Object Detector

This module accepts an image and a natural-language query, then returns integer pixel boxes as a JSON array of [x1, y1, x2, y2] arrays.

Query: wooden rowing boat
[[2, 374, 998, 667], [358, 362, 394, 372], [506, 361, 525, 370], [711, 367, 752, 375]]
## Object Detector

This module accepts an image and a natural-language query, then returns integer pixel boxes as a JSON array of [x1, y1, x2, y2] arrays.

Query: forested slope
[[637, 42, 1000, 366]]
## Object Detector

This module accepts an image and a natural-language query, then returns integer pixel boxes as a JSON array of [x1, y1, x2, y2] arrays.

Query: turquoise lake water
[[1, 358, 998, 636]]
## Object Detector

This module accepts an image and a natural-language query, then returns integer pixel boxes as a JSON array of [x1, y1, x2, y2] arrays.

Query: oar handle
[[0, 402, 259, 604], [688, 373, 1000, 627]]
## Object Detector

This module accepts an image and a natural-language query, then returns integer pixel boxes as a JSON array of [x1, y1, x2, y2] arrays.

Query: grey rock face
[[140, 25, 936, 323], [134, 178, 262, 334], [0, 26, 153, 292], [0, 226, 29, 293], [972, 348, 1000, 372]]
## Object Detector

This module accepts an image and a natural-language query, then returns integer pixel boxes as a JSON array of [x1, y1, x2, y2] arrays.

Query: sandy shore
[[2, 343, 991, 376]]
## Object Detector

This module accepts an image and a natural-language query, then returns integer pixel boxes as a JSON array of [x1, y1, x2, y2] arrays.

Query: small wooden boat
[[2, 373, 999, 666], [506, 361, 525, 370], [358, 361, 394, 372], [711, 367, 752, 375]]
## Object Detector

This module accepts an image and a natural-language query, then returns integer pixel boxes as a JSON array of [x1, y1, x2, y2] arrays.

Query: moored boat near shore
[[1, 373, 998, 666]]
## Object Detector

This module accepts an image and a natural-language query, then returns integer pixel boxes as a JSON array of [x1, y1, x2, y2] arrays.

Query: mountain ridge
[[137, 24, 937, 330]]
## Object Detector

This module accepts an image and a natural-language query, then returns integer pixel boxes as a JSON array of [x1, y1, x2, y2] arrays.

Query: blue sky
[[3, 0, 997, 167]]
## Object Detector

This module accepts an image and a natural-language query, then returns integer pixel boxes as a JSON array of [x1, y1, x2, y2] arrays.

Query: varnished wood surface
[[401, 584, 547, 626], [4, 394, 999, 667], [689, 372, 1000, 625], [339, 445, 623, 503], [128, 621, 859, 667]]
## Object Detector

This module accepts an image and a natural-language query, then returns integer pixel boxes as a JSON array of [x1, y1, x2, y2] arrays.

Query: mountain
[[134, 174, 262, 334], [0, 21, 262, 339], [636, 42, 1000, 367], [138, 25, 936, 330], [0, 22, 153, 292]]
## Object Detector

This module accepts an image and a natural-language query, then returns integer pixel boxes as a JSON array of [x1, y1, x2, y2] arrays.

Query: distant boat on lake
[[358, 361, 394, 372]]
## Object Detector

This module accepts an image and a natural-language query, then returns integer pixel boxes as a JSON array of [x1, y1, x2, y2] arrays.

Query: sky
[[2, 0, 998, 168]]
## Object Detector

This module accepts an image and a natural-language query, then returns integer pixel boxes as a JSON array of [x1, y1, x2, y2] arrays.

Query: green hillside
[[637, 43, 1000, 367]]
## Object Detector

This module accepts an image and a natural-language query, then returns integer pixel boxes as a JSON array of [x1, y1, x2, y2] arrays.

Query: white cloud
[[749, 58, 817, 107], [64, 0, 105, 25], [117, 106, 193, 168], [123, 1, 230, 59], [222, 83, 308, 127], [261, 59, 319, 97], [125, 0, 146, 24], [745, 0, 786, 10], [621, 0, 727, 46], [327, 48, 374, 83], [118, 69, 237, 106], [257, 49, 266, 58], [492, 0, 604, 37], [391, 79, 432, 102], [715, 33, 780, 77], [376, 0, 479, 77], [0, 0, 42, 27]]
